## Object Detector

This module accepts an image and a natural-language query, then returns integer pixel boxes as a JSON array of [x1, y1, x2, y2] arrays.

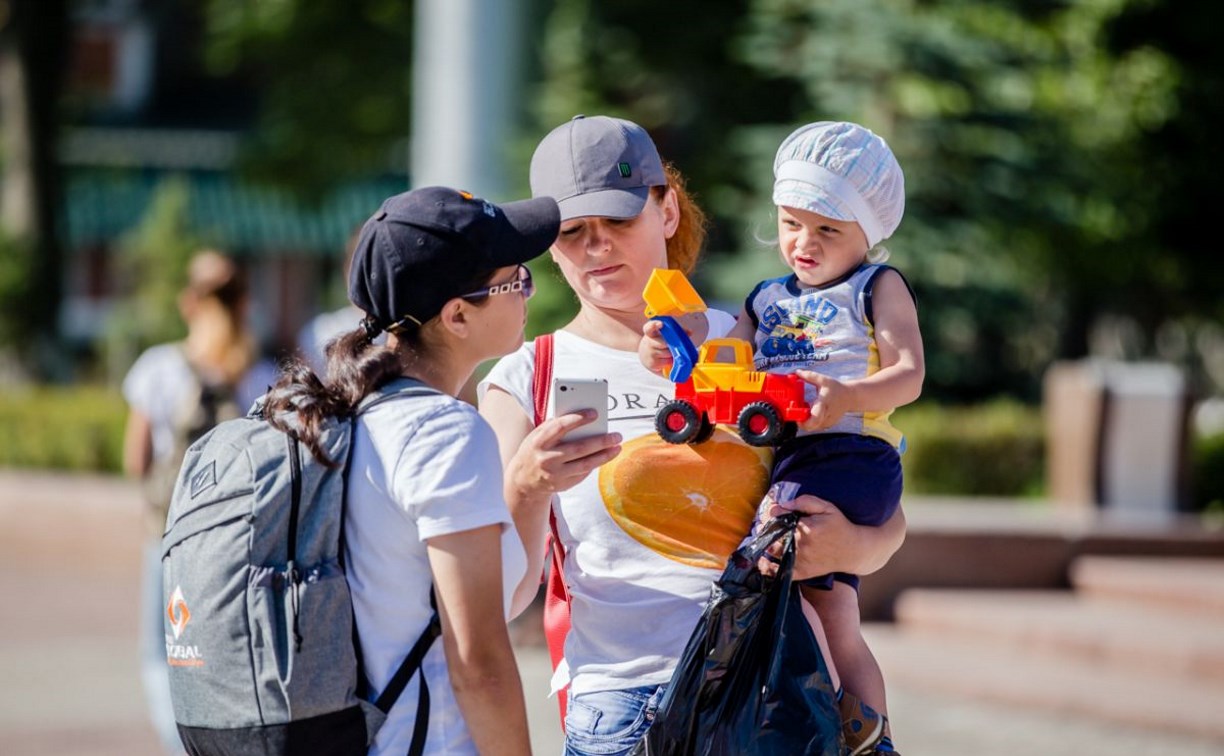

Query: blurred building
[[57, 0, 407, 356]]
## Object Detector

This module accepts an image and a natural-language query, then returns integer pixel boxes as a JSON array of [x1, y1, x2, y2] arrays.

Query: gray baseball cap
[[530, 115, 667, 221]]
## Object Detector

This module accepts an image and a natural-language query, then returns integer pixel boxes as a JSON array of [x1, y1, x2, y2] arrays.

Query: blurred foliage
[[526, 0, 1223, 403], [895, 399, 1046, 496], [0, 384, 125, 472], [1191, 431, 1224, 513], [200, 0, 413, 199], [157, 0, 1224, 403], [530, 0, 801, 257], [0, 230, 35, 351], [101, 177, 203, 382], [524, 257, 581, 339]]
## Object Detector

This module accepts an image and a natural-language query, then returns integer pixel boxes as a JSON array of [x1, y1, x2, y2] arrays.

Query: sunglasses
[[459, 264, 535, 301]]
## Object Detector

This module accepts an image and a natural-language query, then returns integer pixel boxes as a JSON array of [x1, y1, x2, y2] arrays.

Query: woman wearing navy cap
[[264, 186, 559, 755]]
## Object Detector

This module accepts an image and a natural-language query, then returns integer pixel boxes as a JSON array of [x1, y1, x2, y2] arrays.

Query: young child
[[640, 121, 924, 755]]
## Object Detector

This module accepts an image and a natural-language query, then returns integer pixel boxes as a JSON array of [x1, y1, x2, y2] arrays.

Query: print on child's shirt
[[755, 296, 840, 370]]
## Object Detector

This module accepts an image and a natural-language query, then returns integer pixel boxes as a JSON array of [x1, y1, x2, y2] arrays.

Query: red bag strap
[[533, 333, 568, 596], [533, 333, 572, 726], [532, 333, 554, 427]]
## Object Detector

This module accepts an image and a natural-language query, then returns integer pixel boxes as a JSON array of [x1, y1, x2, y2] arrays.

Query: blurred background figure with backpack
[[120, 249, 278, 754], [296, 225, 369, 375]]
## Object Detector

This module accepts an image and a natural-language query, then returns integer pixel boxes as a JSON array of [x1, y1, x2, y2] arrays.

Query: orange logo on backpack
[[166, 585, 206, 667], [167, 585, 191, 639]]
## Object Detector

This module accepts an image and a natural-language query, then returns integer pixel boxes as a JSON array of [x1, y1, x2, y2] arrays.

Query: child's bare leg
[[802, 582, 886, 714], [798, 592, 841, 692]]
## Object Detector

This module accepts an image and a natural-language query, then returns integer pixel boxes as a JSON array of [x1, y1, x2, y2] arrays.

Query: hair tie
[[360, 316, 382, 342]]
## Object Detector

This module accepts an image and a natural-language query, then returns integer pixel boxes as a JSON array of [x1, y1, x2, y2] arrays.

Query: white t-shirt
[[345, 386, 528, 755], [121, 343, 278, 464], [478, 311, 774, 697]]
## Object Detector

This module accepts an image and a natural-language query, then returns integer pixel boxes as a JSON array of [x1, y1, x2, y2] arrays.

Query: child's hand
[[639, 319, 674, 376], [796, 370, 852, 431]]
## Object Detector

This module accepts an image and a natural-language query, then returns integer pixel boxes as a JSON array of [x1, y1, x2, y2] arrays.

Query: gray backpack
[[162, 378, 440, 756]]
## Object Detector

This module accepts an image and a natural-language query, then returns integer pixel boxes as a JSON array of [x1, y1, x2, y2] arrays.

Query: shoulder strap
[[342, 376, 443, 754], [372, 589, 441, 756], [532, 333, 554, 426], [532, 334, 565, 571], [533, 333, 573, 728]]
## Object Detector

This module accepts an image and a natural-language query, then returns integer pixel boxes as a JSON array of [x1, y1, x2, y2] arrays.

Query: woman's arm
[[778, 496, 907, 579], [479, 386, 621, 618], [123, 410, 154, 479], [427, 525, 531, 756]]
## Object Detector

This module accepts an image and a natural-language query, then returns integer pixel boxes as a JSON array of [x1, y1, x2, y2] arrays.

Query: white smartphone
[[550, 377, 609, 442]]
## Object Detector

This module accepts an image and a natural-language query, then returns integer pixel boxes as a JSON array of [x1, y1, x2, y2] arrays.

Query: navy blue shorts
[[771, 433, 902, 591]]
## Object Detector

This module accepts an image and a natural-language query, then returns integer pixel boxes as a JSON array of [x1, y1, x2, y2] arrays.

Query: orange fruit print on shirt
[[599, 428, 773, 569]]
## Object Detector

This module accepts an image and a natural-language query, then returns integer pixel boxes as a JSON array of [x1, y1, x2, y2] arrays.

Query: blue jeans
[[564, 684, 666, 756]]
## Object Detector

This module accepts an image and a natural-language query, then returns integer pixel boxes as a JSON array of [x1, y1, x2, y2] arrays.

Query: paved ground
[[2, 469, 1222, 755]]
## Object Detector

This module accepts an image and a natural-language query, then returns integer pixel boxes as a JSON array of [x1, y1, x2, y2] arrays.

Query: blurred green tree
[[201, 0, 414, 200], [0, 0, 69, 376], [731, 0, 1191, 398], [1103, 0, 1224, 392], [528, 0, 1216, 399]]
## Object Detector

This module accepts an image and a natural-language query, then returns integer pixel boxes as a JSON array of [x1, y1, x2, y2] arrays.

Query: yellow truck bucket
[[643, 269, 707, 319]]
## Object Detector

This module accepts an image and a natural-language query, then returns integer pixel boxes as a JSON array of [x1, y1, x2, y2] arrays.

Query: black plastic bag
[[632, 513, 845, 756]]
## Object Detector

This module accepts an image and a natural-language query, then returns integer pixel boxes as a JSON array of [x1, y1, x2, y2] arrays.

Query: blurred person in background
[[121, 249, 277, 753], [297, 226, 368, 375]]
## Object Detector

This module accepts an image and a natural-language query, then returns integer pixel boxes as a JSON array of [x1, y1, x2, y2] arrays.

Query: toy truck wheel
[[656, 400, 703, 444], [737, 402, 784, 446], [692, 414, 716, 444]]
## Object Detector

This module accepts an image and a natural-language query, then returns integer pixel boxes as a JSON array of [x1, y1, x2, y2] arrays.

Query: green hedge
[[1, 386, 1050, 497], [894, 399, 1046, 497], [0, 385, 127, 473], [4, 386, 1217, 510]]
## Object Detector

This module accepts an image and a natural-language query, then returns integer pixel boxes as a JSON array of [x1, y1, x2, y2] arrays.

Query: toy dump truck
[[643, 269, 810, 446]]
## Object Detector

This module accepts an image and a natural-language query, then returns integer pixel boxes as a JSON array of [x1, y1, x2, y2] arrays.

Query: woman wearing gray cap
[[264, 186, 559, 755], [479, 116, 906, 756]]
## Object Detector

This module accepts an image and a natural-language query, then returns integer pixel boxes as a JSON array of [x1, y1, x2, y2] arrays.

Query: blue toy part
[[652, 315, 699, 383]]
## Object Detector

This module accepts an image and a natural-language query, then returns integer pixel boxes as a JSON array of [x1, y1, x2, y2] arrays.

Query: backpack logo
[[190, 460, 218, 499], [166, 585, 206, 667], [167, 585, 191, 639]]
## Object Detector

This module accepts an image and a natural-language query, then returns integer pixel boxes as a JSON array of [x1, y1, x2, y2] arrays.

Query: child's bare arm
[[799, 269, 924, 430], [639, 319, 674, 376], [726, 308, 755, 342], [640, 308, 745, 376]]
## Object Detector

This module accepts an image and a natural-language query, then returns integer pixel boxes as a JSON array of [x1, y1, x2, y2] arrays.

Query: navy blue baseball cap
[[348, 187, 560, 331]]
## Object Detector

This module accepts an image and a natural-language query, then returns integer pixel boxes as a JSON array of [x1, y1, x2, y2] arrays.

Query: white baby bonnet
[[772, 121, 905, 248]]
